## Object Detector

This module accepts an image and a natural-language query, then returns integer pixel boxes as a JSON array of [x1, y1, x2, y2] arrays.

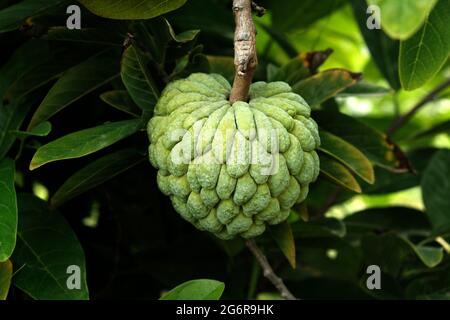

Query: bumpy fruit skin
[[147, 73, 320, 239]]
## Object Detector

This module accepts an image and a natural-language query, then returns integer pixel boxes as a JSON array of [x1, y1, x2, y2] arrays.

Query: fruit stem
[[229, 0, 258, 104]]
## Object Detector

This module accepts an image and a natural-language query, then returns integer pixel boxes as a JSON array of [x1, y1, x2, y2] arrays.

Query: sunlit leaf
[[319, 154, 362, 193], [367, 0, 438, 40], [319, 130, 375, 184], [399, 0, 450, 90], [292, 69, 361, 106]]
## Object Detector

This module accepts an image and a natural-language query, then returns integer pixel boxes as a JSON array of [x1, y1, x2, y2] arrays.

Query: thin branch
[[246, 240, 297, 300], [229, 0, 257, 103], [387, 78, 450, 136]]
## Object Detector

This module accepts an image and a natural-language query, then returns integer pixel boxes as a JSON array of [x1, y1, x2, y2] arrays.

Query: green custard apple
[[147, 73, 320, 239]]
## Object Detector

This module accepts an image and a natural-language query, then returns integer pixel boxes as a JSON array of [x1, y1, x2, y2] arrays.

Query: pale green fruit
[[148, 73, 320, 239]]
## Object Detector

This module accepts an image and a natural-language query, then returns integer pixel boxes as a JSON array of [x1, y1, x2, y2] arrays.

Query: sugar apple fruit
[[147, 73, 320, 240]]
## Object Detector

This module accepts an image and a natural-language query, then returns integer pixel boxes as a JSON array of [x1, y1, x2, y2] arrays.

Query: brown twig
[[229, 0, 257, 103], [387, 78, 450, 136], [246, 240, 297, 300]]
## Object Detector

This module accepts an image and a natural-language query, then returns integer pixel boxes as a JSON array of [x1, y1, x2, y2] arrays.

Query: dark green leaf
[[351, 0, 400, 90], [268, 0, 347, 31], [100, 90, 141, 117], [292, 69, 361, 106], [0, 99, 32, 159], [319, 153, 362, 193], [399, 0, 450, 90], [0, 158, 16, 262], [78, 0, 187, 20], [291, 218, 346, 238], [13, 194, 89, 300], [51, 149, 145, 208], [0, 260, 12, 300], [270, 55, 310, 85], [160, 279, 225, 300], [402, 237, 443, 268], [121, 45, 159, 112], [46, 26, 124, 46], [367, 0, 438, 40], [11, 121, 52, 138], [314, 110, 399, 169], [29, 119, 142, 170], [421, 149, 450, 234], [0, 0, 68, 33], [207, 56, 235, 84], [28, 49, 120, 129], [257, 23, 298, 58], [344, 207, 431, 233], [269, 221, 296, 268], [319, 130, 375, 184], [338, 82, 391, 97]]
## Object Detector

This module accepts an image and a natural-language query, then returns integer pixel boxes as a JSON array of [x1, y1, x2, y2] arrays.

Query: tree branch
[[246, 240, 297, 300], [387, 78, 450, 136], [229, 0, 257, 103]]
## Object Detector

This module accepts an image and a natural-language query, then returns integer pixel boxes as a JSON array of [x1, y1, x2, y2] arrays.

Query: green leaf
[[344, 207, 431, 233], [79, 0, 187, 20], [292, 69, 361, 106], [11, 121, 52, 138], [207, 56, 235, 84], [29, 119, 142, 170], [0, 99, 32, 159], [51, 149, 145, 208], [257, 23, 298, 58], [160, 279, 225, 300], [269, 221, 296, 269], [319, 153, 362, 193], [0, 159, 16, 262], [0, 40, 50, 97], [270, 55, 310, 85], [268, 0, 347, 32], [0, 0, 68, 33], [314, 110, 399, 169], [402, 237, 443, 268], [367, 0, 438, 40], [46, 26, 125, 46], [13, 194, 89, 300], [292, 218, 346, 238], [121, 45, 159, 112], [351, 0, 400, 90], [421, 149, 450, 234], [28, 49, 120, 129], [319, 130, 375, 184], [411, 119, 450, 140], [100, 90, 141, 117], [338, 82, 391, 97], [399, 0, 450, 90], [0, 260, 12, 300]]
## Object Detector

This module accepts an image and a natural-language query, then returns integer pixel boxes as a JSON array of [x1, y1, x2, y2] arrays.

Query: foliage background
[[0, 0, 449, 300]]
